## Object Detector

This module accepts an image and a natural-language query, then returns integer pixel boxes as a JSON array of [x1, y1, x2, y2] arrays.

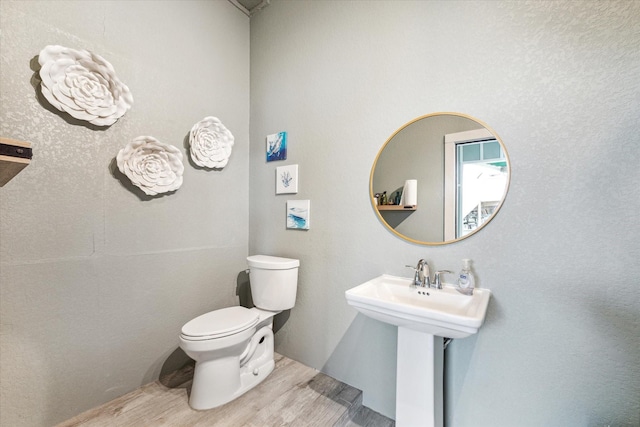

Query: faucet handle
[[405, 265, 419, 288], [433, 270, 453, 289]]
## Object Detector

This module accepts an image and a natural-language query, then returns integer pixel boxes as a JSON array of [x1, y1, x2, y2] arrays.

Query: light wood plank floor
[[57, 353, 394, 427]]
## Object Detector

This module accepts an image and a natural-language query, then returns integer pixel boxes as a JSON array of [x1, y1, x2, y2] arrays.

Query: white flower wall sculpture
[[116, 136, 184, 196], [38, 45, 133, 126], [189, 116, 235, 168]]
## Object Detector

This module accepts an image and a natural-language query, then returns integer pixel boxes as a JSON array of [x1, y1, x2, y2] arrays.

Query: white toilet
[[178, 255, 299, 410]]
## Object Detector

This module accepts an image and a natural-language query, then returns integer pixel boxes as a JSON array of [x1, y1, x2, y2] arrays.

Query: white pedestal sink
[[345, 274, 491, 427]]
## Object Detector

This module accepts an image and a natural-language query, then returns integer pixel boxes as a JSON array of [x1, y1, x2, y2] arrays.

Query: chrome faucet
[[406, 259, 431, 288], [407, 261, 454, 290]]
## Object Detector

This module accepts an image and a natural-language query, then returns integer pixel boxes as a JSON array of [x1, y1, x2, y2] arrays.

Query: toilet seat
[[181, 306, 259, 341]]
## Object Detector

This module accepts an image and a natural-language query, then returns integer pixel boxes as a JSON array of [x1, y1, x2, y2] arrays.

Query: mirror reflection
[[370, 112, 510, 245]]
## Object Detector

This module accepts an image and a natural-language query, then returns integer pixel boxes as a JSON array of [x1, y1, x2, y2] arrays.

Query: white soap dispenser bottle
[[456, 259, 475, 295]]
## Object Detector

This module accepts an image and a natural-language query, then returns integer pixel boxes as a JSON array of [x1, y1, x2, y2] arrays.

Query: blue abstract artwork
[[287, 200, 310, 230], [266, 131, 287, 162]]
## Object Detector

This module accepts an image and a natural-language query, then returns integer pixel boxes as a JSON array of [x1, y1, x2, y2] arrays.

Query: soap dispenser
[[456, 259, 475, 295]]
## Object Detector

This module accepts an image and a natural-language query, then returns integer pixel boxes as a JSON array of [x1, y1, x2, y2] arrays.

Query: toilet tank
[[247, 255, 299, 311]]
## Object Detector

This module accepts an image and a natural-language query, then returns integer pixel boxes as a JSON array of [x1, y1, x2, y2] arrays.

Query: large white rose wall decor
[[189, 116, 235, 168], [116, 136, 184, 196], [35, 46, 234, 194], [38, 45, 133, 126]]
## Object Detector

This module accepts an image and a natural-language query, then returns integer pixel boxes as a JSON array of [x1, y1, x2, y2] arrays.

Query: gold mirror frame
[[370, 112, 511, 245]]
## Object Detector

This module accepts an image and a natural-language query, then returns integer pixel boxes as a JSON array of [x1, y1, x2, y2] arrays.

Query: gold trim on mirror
[[370, 112, 511, 245]]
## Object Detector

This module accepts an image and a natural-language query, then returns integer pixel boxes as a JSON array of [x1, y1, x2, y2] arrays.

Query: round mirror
[[370, 112, 510, 245]]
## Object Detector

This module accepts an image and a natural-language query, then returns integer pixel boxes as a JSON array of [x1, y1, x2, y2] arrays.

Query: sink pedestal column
[[396, 327, 444, 427]]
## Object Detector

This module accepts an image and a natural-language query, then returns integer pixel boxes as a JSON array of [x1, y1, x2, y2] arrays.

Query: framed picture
[[276, 164, 298, 194], [287, 200, 310, 230], [266, 131, 287, 162]]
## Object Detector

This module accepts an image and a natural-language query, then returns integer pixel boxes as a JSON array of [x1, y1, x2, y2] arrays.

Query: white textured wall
[[0, 1, 249, 425], [250, 0, 640, 424]]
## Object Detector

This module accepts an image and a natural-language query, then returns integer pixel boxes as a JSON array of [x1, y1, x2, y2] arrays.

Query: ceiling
[[230, 0, 270, 16]]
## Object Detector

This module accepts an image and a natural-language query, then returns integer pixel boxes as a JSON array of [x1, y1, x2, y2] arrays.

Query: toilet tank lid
[[247, 255, 299, 269]]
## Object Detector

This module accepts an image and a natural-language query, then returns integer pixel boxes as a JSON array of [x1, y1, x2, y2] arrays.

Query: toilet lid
[[181, 306, 259, 339]]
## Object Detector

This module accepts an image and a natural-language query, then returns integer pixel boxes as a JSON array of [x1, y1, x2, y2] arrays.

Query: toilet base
[[188, 326, 275, 410]]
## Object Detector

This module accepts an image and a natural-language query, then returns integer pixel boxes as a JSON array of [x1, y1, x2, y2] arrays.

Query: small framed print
[[276, 164, 298, 194], [287, 200, 310, 230], [266, 131, 287, 162]]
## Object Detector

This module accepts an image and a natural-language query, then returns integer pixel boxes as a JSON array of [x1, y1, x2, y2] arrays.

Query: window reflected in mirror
[[455, 139, 508, 238]]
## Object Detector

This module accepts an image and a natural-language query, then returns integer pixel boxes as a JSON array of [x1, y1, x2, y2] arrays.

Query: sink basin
[[345, 274, 491, 338]]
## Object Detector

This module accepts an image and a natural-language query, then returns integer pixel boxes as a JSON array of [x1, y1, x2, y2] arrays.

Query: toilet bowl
[[179, 255, 299, 410]]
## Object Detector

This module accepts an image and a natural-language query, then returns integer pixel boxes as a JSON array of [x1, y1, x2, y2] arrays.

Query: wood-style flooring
[[56, 353, 395, 427]]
